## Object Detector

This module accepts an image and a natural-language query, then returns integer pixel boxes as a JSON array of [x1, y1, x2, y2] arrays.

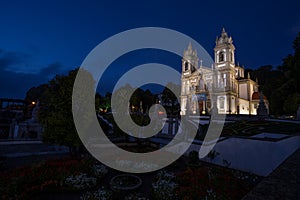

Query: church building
[[180, 28, 269, 115]]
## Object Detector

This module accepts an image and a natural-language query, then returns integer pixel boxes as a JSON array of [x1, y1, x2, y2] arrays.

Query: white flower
[[152, 171, 177, 200], [93, 164, 108, 177], [65, 173, 97, 190], [81, 187, 112, 200]]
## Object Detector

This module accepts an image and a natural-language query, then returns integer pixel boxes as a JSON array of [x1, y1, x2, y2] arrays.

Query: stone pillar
[[211, 94, 218, 116]]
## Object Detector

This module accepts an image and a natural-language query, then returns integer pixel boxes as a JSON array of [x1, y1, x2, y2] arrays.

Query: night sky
[[0, 0, 299, 99]]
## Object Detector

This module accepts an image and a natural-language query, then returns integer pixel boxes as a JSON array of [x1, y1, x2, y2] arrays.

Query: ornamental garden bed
[[219, 120, 300, 137], [110, 174, 142, 192], [0, 153, 261, 200]]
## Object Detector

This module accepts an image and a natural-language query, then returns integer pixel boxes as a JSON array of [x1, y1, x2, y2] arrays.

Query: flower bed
[[65, 173, 97, 190], [176, 166, 259, 199], [0, 152, 261, 199], [110, 174, 142, 191], [152, 171, 178, 200], [81, 187, 113, 200], [0, 157, 107, 199]]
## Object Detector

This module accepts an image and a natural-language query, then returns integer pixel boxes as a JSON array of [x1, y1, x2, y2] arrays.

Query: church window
[[185, 62, 189, 71], [219, 51, 224, 62], [223, 74, 227, 87], [199, 78, 204, 90], [219, 97, 225, 109], [191, 65, 196, 73], [218, 75, 221, 88]]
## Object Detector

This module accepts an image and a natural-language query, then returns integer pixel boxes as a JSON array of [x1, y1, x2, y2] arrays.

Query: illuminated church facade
[[180, 28, 269, 115]]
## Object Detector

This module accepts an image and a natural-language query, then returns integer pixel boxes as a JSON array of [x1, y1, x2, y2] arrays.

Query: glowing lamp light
[[202, 110, 206, 115], [158, 111, 164, 115], [32, 101, 36, 105]]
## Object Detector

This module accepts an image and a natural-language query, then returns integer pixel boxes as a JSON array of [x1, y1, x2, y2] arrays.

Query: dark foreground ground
[[1, 142, 299, 199], [243, 148, 300, 200]]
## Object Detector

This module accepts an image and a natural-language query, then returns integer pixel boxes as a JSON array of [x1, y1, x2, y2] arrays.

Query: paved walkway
[[0, 140, 42, 145], [266, 118, 300, 124], [0, 140, 68, 158], [243, 148, 300, 200]]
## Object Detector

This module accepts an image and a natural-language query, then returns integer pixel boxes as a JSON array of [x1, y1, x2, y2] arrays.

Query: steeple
[[188, 42, 192, 51], [182, 42, 199, 74], [221, 27, 228, 38], [215, 27, 233, 45], [214, 28, 235, 66]]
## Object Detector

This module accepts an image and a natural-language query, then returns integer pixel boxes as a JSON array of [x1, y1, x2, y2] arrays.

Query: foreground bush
[[0, 157, 107, 199]]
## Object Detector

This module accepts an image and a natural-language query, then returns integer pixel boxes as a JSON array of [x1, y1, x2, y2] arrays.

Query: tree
[[142, 89, 155, 113], [162, 82, 180, 116], [247, 32, 300, 116], [25, 84, 48, 103], [283, 93, 299, 115], [293, 32, 300, 63], [130, 88, 144, 112], [97, 92, 112, 113], [38, 68, 95, 156]]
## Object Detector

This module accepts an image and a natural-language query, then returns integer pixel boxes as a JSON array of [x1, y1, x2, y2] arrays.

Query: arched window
[[191, 65, 195, 73], [223, 74, 227, 87], [185, 62, 189, 71], [219, 97, 225, 109], [219, 51, 224, 62], [199, 78, 205, 90]]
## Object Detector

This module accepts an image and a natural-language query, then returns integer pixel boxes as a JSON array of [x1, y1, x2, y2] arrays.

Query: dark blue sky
[[1, 0, 299, 98]]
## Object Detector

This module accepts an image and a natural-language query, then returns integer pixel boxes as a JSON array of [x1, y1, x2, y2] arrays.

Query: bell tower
[[213, 28, 237, 114], [214, 27, 235, 68], [182, 42, 199, 75], [180, 43, 199, 115]]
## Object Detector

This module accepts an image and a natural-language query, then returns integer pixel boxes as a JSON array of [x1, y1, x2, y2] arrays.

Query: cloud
[[0, 49, 65, 99], [39, 62, 63, 77], [0, 50, 30, 71], [0, 69, 44, 99]]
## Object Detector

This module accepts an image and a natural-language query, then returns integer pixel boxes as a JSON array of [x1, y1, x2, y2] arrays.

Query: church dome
[[252, 92, 267, 100]]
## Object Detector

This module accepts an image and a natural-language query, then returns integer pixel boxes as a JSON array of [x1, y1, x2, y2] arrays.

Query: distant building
[[180, 28, 269, 115], [0, 99, 42, 140]]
